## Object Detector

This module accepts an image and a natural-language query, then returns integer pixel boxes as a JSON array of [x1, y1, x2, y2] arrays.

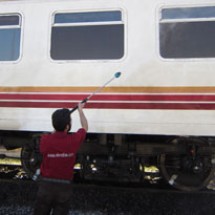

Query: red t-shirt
[[40, 128, 86, 180]]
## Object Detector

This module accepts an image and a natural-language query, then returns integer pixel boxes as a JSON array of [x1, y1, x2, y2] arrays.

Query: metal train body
[[1, 0, 215, 191]]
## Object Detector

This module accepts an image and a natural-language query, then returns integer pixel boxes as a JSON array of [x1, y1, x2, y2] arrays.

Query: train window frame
[[50, 10, 125, 62], [0, 14, 22, 62], [159, 6, 215, 60]]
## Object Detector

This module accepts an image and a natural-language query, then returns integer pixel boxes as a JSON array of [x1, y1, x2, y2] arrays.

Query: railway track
[[0, 172, 215, 215]]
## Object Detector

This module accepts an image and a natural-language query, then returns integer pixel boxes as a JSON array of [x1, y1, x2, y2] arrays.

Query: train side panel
[[0, 0, 215, 136]]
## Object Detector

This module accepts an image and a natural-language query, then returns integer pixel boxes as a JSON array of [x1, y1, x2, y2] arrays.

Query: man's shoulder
[[78, 128, 86, 132], [69, 128, 86, 135], [77, 128, 87, 135]]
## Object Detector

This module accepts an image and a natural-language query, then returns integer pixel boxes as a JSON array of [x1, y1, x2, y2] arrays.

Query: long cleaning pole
[[69, 72, 121, 113]]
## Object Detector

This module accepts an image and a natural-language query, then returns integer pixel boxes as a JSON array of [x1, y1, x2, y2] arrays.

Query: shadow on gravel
[[0, 180, 215, 215]]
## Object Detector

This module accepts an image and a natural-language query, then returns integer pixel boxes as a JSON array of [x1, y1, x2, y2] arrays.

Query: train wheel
[[21, 137, 42, 178], [158, 137, 215, 191]]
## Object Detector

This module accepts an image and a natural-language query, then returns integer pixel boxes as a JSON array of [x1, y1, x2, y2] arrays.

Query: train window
[[0, 15, 21, 61], [159, 6, 215, 59], [50, 11, 124, 60]]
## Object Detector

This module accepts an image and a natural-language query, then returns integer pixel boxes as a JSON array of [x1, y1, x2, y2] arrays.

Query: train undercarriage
[[1, 131, 215, 191]]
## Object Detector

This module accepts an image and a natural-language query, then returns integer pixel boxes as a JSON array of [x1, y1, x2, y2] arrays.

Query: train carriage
[[0, 0, 215, 191]]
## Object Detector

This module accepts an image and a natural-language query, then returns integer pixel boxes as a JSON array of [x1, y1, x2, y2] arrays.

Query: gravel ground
[[0, 180, 215, 215]]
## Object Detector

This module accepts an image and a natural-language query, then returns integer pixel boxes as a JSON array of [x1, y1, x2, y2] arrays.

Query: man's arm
[[78, 102, 88, 131]]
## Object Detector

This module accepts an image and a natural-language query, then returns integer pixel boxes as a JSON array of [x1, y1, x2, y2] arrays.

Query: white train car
[[0, 0, 215, 191]]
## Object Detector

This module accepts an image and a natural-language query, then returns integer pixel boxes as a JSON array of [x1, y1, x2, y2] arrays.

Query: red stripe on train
[[1, 93, 215, 101], [0, 101, 215, 110]]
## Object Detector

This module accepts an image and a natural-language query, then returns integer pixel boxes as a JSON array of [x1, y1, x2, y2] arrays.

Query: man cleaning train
[[33, 102, 88, 215]]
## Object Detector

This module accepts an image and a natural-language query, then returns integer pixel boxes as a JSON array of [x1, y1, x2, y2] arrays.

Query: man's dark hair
[[52, 108, 71, 131]]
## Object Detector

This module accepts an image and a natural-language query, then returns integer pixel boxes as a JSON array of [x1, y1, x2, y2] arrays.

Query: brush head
[[115, 72, 121, 78]]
